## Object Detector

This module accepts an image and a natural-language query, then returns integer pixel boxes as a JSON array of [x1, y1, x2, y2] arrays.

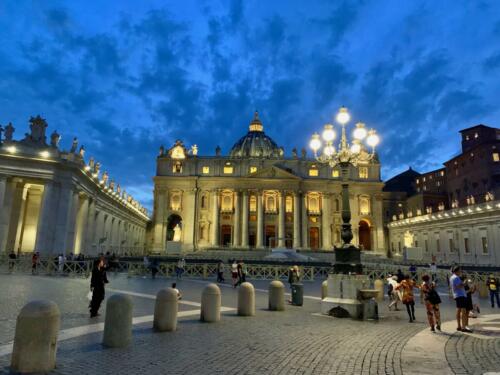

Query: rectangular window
[[309, 169, 319, 177], [436, 239, 440, 252], [398, 242, 401, 253], [493, 152, 500, 162], [332, 169, 339, 178], [424, 239, 428, 252], [449, 238, 454, 252], [359, 166, 368, 179], [223, 166, 233, 174], [482, 237, 488, 254], [464, 237, 470, 254], [250, 166, 257, 173], [202, 166, 210, 174], [414, 240, 418, 248]]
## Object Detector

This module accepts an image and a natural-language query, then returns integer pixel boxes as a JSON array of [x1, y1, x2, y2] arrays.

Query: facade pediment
[[247, 165, 301, 180]]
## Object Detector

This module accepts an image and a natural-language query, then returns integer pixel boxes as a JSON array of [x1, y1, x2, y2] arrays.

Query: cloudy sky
[[1, 1, 499, 210]]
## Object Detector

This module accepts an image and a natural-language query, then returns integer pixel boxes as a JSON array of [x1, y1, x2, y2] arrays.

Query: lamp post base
[[333, 245, 362, 274]]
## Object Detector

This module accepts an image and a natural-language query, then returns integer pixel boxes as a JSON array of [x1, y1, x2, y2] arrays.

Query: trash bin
[[291, 283, 303, 306]]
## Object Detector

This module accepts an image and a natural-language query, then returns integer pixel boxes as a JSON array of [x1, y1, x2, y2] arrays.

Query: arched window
[[173, 162, 183, 173], [170, 193, 181, 211], [266, 196, 275, 212], [310, 197, 319, 212], [335, 198, 340, 212], [201, 195, 208, 209], [221, 194, 233, 212], [359, 197, 370, 215]]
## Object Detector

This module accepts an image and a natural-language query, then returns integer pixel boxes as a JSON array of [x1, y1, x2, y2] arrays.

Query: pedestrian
[[409, 264, 417, 281], [464, 277, 477, 318], [176, 258, 186, 279], [396, 275, 418, 322], [486, 274, 499, 308], [8, 251, 16, 272], [288, 266, 300, 289], [89, 256, 109, 318], [237, 260, 246, 285], [430, 262, 438, 283], [396, 269, 404, 283], [58, 253, 65, 273], [31, 252, 39, 275], [150, 258, 159, 279], [216, 260, 225, 283], [387, 275, 401, 311], [450, 266, 471, 332], [231, 260, 238, 288], [421, 274, 441, 332], [171, 283, 182, 300]]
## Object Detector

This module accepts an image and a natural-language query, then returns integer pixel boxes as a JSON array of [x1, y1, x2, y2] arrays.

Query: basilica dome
[[229, 112, 282, 158]]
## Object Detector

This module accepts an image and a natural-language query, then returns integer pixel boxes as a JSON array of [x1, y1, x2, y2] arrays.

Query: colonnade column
[[74, 196, 89, 255], [84, 198, 96, 254], [278, 192, 285, 248], [321, 193, 332, 250], [293, 192, 301, 249], [211, 190, 220, 247], [241, 190, 249, 248], [13, 184, 29, 252], [256, 191, 263, 248], [153, 189, 165, 252], [34, 182, 55, 254], [64, 190, 80, 254], [53, 185, 76, 255], [0, 176, 11, 253], [301, 192, 308, 249], [233, 191, 241, 247]]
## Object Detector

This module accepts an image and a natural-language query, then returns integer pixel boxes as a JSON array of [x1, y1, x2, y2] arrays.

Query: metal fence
[[1, 257, 498, 287]]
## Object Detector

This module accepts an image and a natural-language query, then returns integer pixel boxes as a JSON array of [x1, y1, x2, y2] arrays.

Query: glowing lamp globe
[[353, 122, 367, 140], [366, 130, 380, 148], [309, 133, 321, 152], [324, 145, 335, 156], [322, 124, 336, 142], [350, 141, 361, 154], [335, 107, 350, 125]]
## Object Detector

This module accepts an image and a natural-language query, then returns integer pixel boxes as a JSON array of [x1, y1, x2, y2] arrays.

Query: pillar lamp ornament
[[309, 106, 381, 273]]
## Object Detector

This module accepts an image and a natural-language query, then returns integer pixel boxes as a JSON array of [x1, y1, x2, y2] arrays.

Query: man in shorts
[[450, 266, 471, 332]]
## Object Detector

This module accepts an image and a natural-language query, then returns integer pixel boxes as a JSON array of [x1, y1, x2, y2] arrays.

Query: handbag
[[427, 288, 441, 305], [87, 290, 93, 301]]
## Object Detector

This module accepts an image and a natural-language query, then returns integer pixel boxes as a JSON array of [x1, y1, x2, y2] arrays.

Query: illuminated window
[[249, 195, 257, 212], [440, 171, 445, 176], [170, 193, 181, 211], [359, 167, 368, 179], [359, 197, 370, 215], [266, 196, 276, 212], [221, 194, 233, 212], [250, 166, 257, 173], [332, 169, 339, 178], [223, 166, 233, 174], [416, 179, 419, 184], [308, 194, 320, 213], [202, 166, 210, 174], [285, 196, 293, 213], [173, 162, 182, 173], [493, 152, 500, 162], [474, 132, 479, 139], [423, 177, 426, 182], [309, 169, 319, 177]]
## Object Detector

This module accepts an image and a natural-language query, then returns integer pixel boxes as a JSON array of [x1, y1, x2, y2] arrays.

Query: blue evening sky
[[1, 1, 499, 210]]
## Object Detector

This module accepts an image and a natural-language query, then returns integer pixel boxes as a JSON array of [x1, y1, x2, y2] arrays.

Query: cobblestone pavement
[[0, 274, 500, 374]]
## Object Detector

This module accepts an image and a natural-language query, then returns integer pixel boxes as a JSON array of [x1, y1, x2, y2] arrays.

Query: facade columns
[[64, 190, 80, 254], [53, 185, 76, 255], [0, 176, 12, 253], [153, 189, 165, 252], [293, 192, 301, 249], [301, 192, 308, 249], [13, 184, 29, 253], [256, 192, 263, 248], [84, 199, 96, 254], [241, 190, 249, 248], [183, 189, 197, 249], [34, 182, 56, 254], [321, 193, 332, 250], [278, 192, 285, 248], [233, 191, 241, 247], [211, 190, 220, 246], [74, 196, 89, 255]]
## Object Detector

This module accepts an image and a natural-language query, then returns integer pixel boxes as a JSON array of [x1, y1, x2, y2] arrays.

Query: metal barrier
[[0, 258, 92, 278]]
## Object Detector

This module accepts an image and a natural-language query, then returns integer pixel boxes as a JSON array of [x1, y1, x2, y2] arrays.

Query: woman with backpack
[[421, 274, 441, 332]]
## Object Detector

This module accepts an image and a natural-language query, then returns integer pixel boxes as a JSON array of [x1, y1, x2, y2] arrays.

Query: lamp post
[[309, 107, 380, 273]]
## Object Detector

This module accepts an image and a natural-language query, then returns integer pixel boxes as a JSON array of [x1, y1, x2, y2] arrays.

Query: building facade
[[0, 116, 149, 256], [385, 124, 500, 264], [152, 113, 386, 254]]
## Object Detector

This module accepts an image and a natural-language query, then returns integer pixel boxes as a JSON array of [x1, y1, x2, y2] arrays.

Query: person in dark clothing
[[89, 257, 109, 318], [396, 269, 404, 283], [150, 258, 159, 279], [237, 260, 246, 286], [216, 260, 225, 283]]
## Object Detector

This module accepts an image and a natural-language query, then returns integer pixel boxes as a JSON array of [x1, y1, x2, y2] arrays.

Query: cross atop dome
[[249, 111, 263, 132]]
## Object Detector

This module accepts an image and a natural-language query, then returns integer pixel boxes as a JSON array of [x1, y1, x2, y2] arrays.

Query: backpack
[[387, 283, 394, 294]]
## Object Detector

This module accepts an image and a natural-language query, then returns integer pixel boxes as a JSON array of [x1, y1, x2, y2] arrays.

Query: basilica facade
[[151, 113, 386, 254]]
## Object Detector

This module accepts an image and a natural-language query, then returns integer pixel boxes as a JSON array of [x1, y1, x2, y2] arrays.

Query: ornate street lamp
[[309, 107, 380, 273]]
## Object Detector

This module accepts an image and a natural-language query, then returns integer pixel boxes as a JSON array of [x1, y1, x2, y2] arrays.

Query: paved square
[[0, 274, 499, 374]]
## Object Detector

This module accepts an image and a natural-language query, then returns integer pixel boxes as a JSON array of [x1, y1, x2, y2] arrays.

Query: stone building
[[152, 112, 385, 254], [386, 124, 500, 264], [0, 116, 149, 256]]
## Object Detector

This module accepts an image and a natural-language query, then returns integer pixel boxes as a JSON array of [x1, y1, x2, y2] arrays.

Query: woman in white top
[[387, 275, 401, 311], [231, 261, 238, 288]]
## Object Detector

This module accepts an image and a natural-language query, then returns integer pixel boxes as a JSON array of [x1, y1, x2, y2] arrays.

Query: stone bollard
[[478, 283, 488, 298], [321, 280, 328, 299], [103, 294, 133, 348], [238, 282, 255, 316], [268, 280, 285, 311], [374, 279, 384, 302], [153, 288, 178, 332], [200, 283, 221, 322], [11, 300, 60, 373]]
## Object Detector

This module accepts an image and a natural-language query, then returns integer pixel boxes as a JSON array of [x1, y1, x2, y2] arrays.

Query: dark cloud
[[483, 52, 500, 71]]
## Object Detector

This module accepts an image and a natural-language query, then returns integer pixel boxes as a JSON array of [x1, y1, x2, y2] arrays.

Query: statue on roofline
[[70, 137, 78, 153], [4, 123, 14, 141], [50, 130, 61, 148], [78, 145, 85, 157], [292, 148, 298, 159]]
